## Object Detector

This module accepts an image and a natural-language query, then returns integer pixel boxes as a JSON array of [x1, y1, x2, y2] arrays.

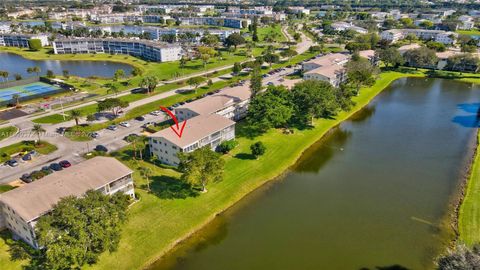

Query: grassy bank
[[459, 130, 480, 246], [0, 127, 18, 141], [76, 70, 425, 270], [0, 140, 58, 163]]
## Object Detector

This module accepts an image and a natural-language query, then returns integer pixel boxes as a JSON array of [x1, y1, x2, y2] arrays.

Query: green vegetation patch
[[0, 127, 18, 141], [0, 140, 58, 162]]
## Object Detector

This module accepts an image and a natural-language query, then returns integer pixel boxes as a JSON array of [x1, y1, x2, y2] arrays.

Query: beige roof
[[305, 53, 350, 67], [305, 64, 345, 80], [149, 114, 235, 148], [0, 157, 132, 222], [358, 50, 375, 59], [398, 43, 421, 54], [178, 84, 251, 115]]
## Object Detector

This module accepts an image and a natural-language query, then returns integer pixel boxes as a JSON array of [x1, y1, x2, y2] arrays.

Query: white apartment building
[[288, 7, 310, 15], [380, 29, 457, 44], [458, 15, 475, 30], [175, 84, 251, 122], [0, 34, 49, 48], [149, 114, 235, 166], [53, 38, 182, 62], [331, 22, 368, 34], [0, 157, 135, 248], [302, 53, 350, 87]]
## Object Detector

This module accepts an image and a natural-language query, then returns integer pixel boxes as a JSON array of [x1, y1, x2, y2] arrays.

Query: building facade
[[53, 38, 182, 62], [149, 114, 236, 166], [0, 34, 49, 48], [0, 157, 135, 248]]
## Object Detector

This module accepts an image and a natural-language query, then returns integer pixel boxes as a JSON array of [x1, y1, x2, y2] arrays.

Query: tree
[[86, 114, 96, 122], [293, 32, 301, 41], [12, 94, 20, 106], [249, 67, 262, 98], [131, 67, 143, 76], [139, 76, 159, 94], [178, 147, 225, 193], [32, 124, 45, 145], [345, 55, 379, 93], [426, 41, 446, 52], [107, 84, 119, 96], [446, 53, 480, 72], [14, 74, 22, 81], [225, 33, 245, 50], [419, 20, 434, 29], [97, 98, 129, 117], [197, 46, 216, 68], [247, 86, 293, 132], [200, 33, 220, 47], [405, 33, 418, 44], [280, 49, 298, 60], [28, 38, 42, 51], [291, 80, 340, 126], [186, 76, 205, 93], [404, 47, 439, 69], [62, 69, 69, 78], [46, 69, 54, 78], [0, 70, 8, 82], [139, 167, 152, 192], [35, 191, 129, 270], [113, 69, 125, 81], [263, 53, 280, 67], [250, 141, 266, 159], [376, 47, 404, 68], [232, 62, 242, 74], [437, 244, 480, 270], [179, 56, 188, 69], [27, 66, 41, 76], [69, 110, 82, 126], [218, 140, 238, 154]]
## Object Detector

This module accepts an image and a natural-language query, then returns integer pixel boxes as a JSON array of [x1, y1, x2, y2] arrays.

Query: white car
[[150, 110, 161, 116], [119, 122, 130, 128]]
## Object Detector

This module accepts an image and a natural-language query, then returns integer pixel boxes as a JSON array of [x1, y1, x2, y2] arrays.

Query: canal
[[0, 52, 133, 79], [149, 78, 480, 270]]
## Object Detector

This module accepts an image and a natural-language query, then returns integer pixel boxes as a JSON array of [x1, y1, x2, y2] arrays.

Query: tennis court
[[0, 82, 62, 104]]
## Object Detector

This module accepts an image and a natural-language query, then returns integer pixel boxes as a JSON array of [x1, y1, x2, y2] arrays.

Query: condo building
[[179, 17, 251, 29], [302, 53, 350, 87], [0, 33, 49, 48], [149, 114, 236, 166], [380, 29, 457, 44], [0, 157, 135, 249], [53, 38, 182, 62]]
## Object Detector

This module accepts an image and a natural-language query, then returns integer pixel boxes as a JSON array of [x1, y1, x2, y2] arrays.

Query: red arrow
[[160, 106, 187, 138]]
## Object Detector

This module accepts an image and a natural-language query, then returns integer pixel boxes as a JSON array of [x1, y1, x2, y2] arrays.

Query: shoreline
[[138, 72, 427, 269]]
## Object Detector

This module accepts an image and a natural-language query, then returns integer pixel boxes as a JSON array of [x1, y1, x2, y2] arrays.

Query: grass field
[[456, 29, 480, 36], [459, 130, 480, 246], [0, 140, 57, 162], [0, 127, 18, 141]]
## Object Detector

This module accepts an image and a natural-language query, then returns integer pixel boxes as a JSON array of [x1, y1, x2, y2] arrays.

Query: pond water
[[148, 78, 480, 270], [0, 52, 134, 79]]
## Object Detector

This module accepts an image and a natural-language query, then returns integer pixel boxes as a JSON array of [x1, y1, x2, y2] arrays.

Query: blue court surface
[[0, 82, 61, 103]]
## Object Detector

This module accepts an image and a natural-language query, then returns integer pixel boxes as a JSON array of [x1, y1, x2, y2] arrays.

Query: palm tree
[[139, 167, 152, 192], [0, 71, 8, 82], [32, 66, 41, 76], [12, 94, 20, 106], [31, 124, 45, 145], [69, 110, 82, 126], [107, 84, 119, 96]]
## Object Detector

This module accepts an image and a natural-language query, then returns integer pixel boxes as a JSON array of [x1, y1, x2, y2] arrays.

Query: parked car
[[119, 121, 130, 128], [95, 145, 108, 152], [186, 99, 194, 103], [29, 150, 37, 156], [59, 160, 72, 168], [49, 163, 63, 171], [107, 125, 118, 131], [150, 110, 161, 116], [56, 127, 67, 135], [267, 82, 274, 86], [6, 160, 18, 167], [20, 173, 33, 183], [131, 87, 147, 94], [135, 116, 145, 121], [90, 132, 100, 138], [41, 166, 53, 175], [22, 154, 32, 161]]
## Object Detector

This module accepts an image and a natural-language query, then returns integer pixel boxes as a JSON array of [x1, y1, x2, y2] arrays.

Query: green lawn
[[0, 141, 58, 163], [0, 185, 15, 193], [0, 127, 18, 141], [257, 24, 288, 43], [456, 29, 480, 36], [459, 131, 480, 246]]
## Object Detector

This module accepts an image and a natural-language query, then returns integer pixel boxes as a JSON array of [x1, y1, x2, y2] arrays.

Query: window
[[172, 146, 177, 150]]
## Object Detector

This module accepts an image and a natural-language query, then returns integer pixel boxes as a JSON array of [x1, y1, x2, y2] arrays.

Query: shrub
[[217, 140, 238, 154]]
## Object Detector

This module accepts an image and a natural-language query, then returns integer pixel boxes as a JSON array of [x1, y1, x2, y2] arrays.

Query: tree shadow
[[0, 231, 38, 267], [149, 175, 199, 199], [234, 152, 256, 160]]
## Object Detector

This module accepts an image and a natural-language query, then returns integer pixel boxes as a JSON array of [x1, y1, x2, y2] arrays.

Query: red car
[[59, 160, 72, 168]]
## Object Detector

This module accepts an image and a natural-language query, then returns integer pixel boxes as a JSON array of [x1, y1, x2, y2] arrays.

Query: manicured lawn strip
[[0, 185, 15, 193], [81, 70, 425, 270], [257, 24, 288, 43], [0, 127, 18, 141], [0, 231, 27, 270], [0, 141, 58, 162], [456, 29, 480, 36], [459, 130, 480, 246]]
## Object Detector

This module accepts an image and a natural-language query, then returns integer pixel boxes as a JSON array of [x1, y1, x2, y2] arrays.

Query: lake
[[148, 78, 480, 270], [0, 52, 134, 79]]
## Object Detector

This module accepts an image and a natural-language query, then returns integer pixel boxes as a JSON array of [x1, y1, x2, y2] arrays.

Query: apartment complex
[[331, 22, 368, 34], [380, 29, 457, 44], [179, 17, 251, 29], [302, 53, 350, 87], [149, 114, 235, 166], [175, 84, 251, 122], [0, 157, 135, 248], [53, 38, 182, 62], [0, 33, 49, 48]]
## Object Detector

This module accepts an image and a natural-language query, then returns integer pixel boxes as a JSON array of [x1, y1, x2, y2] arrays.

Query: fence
[[0, 76, 40, 89]]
